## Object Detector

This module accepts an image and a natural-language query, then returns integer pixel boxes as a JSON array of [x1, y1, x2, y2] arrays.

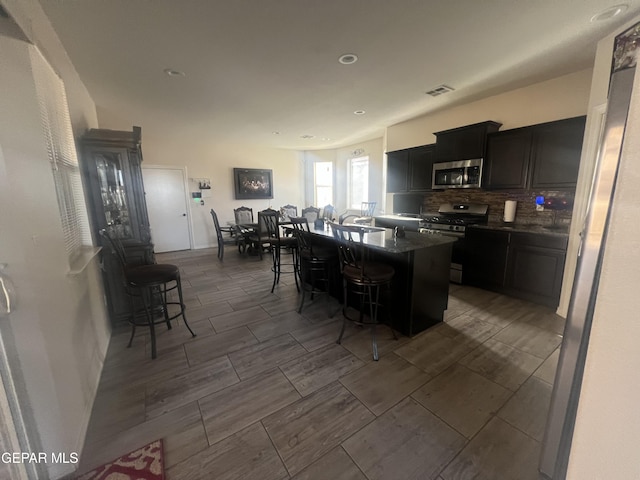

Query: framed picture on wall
[[233, 168, 273, 199]]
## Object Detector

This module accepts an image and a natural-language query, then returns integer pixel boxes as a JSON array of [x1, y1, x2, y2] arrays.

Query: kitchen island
[[307, 225, 456, 336]]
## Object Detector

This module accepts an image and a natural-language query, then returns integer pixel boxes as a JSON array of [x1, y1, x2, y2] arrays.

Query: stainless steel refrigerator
[[539, 21, 640, 479]]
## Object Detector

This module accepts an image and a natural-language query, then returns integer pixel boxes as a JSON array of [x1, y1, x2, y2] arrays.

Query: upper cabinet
[[434, 121, 502, 163], [386, 149, 409, 192], [530, 116, 586, 189], [484, 116, 586, 190], [484, 129, 533, 189], [386, 144, 435, 193]]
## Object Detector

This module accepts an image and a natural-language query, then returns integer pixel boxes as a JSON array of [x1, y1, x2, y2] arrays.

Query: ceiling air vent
[[425, 85, 455, 97]]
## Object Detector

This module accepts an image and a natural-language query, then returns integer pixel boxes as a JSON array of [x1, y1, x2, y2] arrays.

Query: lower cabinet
[[465, 228, 509, 289], [505, 233, 567, 308], [465, 227, 568, 309]]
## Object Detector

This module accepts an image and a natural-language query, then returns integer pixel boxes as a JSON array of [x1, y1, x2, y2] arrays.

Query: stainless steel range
[[419, 203, 489, 283]]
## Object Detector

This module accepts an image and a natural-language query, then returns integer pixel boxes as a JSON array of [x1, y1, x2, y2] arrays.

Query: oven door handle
[[442, 231, 465, 238], [419, 228, 465, 238]]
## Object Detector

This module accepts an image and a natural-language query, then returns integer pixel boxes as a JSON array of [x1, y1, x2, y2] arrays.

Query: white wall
[[98, 108, 306, 249], [567, 15, 640, 479], [1, 1, 108, 478], [386, 68, 592, 152]]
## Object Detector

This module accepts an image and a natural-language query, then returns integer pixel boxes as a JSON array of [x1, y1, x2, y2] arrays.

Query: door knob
[[182, 213, 187, 216]]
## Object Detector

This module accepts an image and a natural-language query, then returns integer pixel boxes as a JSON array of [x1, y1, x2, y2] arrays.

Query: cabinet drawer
[[510, 232, 568, 250]]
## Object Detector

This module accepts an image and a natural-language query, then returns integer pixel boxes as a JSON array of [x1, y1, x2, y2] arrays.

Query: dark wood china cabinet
[[80, 126, 154, 326]]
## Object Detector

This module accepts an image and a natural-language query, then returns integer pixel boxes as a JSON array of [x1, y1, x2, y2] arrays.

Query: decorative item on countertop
[[543, 196, 574, 210], [503, 200, 517, 222]]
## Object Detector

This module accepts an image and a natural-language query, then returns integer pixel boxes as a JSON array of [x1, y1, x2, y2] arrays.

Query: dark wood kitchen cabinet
[[409, 144, 436, 190], [386, 144, 435, 192], [530, 116, 586, 189], [80, 127, 154, 327], [484, 129, 533, 189], [465, 226, 568, 308], [434, 121, 501, 163], [386, 149, 409, 192], [465, 228, 510, 289], [484, 116, 586, 190], [505, 233, 567, 308]]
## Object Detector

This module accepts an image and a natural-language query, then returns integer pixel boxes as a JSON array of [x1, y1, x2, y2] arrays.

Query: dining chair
[[99, 228, 196, 359], [279, 204, 298, 237], [280, 204, 298, 221], [301, 206, 321, 224], [259, 209, 299, 293], [211, 209, 238, 261], [234, 206, 254, 225], [330, 222, 395, 361], [245, 207, 276, 259], [352, 201, 376, 226], [289, 217, 337, 315], [321, 204, 336, 222], [360, 201, 376, 217], [338, 202, 377, 226]]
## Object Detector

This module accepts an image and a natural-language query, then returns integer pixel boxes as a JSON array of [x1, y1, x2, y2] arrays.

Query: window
[[349, 156, 369, 209], [30, 46, 91, 262], [314, 161, 333, 206]]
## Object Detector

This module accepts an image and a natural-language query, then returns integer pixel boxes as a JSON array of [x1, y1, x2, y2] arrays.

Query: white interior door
[[142, 166, 192, 253]]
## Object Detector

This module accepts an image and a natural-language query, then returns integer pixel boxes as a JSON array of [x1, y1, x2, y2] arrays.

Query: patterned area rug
[[76, 439, 164, 480]]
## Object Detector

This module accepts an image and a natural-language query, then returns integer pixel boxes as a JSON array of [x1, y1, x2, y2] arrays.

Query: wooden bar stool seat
[[259, 209, 300, 293], [330, 223, 396, 361], [290, 217, 337, 315], [100, 229, 196, 359]]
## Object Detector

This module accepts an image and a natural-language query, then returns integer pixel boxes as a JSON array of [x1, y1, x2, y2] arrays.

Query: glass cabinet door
[[95, 151, 133, 240]]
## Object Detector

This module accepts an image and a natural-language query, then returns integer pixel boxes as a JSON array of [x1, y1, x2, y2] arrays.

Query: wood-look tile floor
[[78, 248, 562, 480]]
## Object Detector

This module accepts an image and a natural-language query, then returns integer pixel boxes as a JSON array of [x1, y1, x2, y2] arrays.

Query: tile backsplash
[[422, 189, 575, 226]]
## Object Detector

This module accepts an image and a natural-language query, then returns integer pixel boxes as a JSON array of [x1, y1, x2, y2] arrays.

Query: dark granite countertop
[[308, 225, 457, 254], [469, 222, 570, 237]]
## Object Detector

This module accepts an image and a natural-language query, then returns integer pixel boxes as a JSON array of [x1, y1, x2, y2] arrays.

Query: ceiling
[[37, 0, 640, 150]]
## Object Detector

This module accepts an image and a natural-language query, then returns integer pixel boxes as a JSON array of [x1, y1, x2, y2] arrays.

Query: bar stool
[[330, 223, 395, 361], [99, 229, 196, 359], [289, 217, 337, 315], [259, 209, 299, 293]]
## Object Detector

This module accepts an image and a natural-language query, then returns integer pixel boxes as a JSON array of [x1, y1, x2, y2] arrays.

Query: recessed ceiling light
[[321, 137, 331, 141], [591, 4, 627, 22], [338, 53, 358, 65], [300, 134, 315, 139], [163, 68, 185, 77], [272, 131, 280, 135], [354, 110, 366, 115]]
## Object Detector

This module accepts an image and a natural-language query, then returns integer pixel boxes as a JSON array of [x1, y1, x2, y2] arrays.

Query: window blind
[[29, 46, 91, 260]]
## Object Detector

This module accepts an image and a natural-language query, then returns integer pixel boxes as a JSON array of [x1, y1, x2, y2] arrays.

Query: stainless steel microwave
[[432, 158, 483, 189]]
